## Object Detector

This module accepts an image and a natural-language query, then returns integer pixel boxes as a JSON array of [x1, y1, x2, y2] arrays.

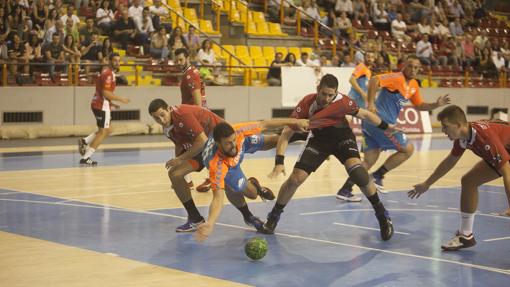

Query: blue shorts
[[362, 121, 408, 152], [224, 134, 264, 192]]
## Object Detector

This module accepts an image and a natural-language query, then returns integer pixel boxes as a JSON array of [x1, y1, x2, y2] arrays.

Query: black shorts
[[92, 108, 111, 129], [177, 149, 205, 172], [295, 128, 360, 174]]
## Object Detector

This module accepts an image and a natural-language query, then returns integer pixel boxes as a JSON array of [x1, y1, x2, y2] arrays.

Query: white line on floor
[[483, 236, 510, 242], [333, 222, 410, 235]]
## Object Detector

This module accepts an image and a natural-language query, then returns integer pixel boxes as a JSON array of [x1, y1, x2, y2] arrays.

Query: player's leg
[[442, 160, 500, 251], [169, 156, 205, 232], [224, 185, 264, 230], [259, 139, 327, 234], [80, 109, 110, 165]]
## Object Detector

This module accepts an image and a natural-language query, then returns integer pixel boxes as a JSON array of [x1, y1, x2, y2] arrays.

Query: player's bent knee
[[460, 174, 478, 188], [348, 164, 370, 187]]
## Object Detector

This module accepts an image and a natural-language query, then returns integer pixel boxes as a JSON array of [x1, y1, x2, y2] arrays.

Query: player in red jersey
[[258, 74, 397, 241], [148, 99, 271, 233], [78, 53, 130, 165], [409, 105, 510, 251], [175, 47, 210, 191]]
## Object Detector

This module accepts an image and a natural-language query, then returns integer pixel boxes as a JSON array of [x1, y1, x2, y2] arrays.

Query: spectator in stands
[[150, 26, 169, 60], [438, 36, 462, 69], [341, 54, 355, 67], [48, 8, 61, 27], [473, 29, 489, 51], [267, 52, 290, 86], [335, 0, 353, 17], [477, 47, 498, 79], [267, 0, 294, 24], [448, 0, 465, 20], [300, 0, 321, 27], [434, 1, 448, 24], [500, 40, 510, 68], [492, 51, 506, 73], [432, 18, 451, 43], [330, 53, 342, 67], [80, 31, 102, 73], [461, 34, 476, 69], [74, 0, 89, 10], [43, 19, 64, 46], [60, 4, 80, 26], [319, 0, 336, 12], [32, 0, 48, 29], [335, 11, 351, 39], [352, 0, 368, 22], [185, 26, 200, 59], [128, 0, 143, 21], [64, 18, 79, 44], [168, 26, 188, 60], [62, 34, 81, 64], [391, 13, 411, 43], [296, 51, 318, 67], [96, 0, 114, 36], [80, 16, 100, 44], [25, 34, 43, 70], [284, 52, 297, 65], [416, 33, 443, 66], [101, 37, 113, 63], [0, 8, 9, 42], [43, 33, 65, 78], [113, 10, 136, 50], [134, 7, 154, 55], [51, 0, 65, 16], [149, 0, 169, 31], [7, 33, 24, 76], [10, 4, 27, 36], [318, 53, 331, 67], [417, 17, 432, 36], [371, 2, 389, 31], [196, 39, 224, 85], [408, 0, 430, 23], [114, 3, 127, 21], [449, 17, 463, 36]]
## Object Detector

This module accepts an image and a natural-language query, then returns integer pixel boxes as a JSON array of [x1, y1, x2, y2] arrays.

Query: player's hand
[[498, 208, 510, 217], [195, 222, 213, 242], [165, 158, 183, 169], [120, 97, 130, 104], [386, 124, 404, 133], [367, 103, 377, 114], [436, 94, 451, 107], [291, 119, 309, 132], [268, 164, 286, 179], [408, 182, 430, 199], [111, 103, 120, 110]]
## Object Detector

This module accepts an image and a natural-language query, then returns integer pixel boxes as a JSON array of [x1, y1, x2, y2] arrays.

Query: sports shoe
[[441, 231, 476, 251], [336, 187, 362, 202], [196, 178, 211, 193], [248, 177, 275, 201], [175, 218, 205, 233], [376, 211, 394, 241], [79, 157, 97, 166], [244, 215, 264, 231], [372, 173, 387, 194], [258, 210, 283, 234], [78, 138, 87, 156]]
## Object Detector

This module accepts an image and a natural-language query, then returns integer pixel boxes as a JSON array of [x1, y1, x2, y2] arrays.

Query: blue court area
[[1, 186, 509, 286]]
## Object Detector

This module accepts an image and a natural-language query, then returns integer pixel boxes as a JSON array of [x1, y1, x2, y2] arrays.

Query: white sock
[[460, 212, 475, 236], [83, 147, 96, 159], [84, 132, 96, 145], [184, 174, 192, 183]]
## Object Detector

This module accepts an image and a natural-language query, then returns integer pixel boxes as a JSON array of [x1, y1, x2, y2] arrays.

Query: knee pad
[[348, 164, 370, 187]]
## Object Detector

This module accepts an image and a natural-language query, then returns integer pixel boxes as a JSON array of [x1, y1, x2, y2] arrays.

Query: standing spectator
[[60, 4, 80, 27], [184, 26, 200, 59], [149, 0, 169, 31], [150, 26, 169, 60], [96, 0, 114, 36]]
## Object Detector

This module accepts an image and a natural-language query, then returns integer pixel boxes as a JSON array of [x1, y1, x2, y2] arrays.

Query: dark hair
[[406, 54, 420, 62], [109, 52, 120, 60], [318, 74, 338, 90], [148, 98, 169, 114], [301, 52, 309, 57], [437, 105, 467, 124], [174, 48, 188, 58], [201, 39, 211, 51], [213, 122, 235, 142]]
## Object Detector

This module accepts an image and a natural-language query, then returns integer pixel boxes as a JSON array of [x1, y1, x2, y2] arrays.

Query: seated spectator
[[318, 53, 331, 67], [492, 51, 506, 72], [417, 17, 432, 36], [336, 11, 352, 39], [7, 34, 25, 76], [461, 34, 476, 69], [438, 36, 462, 68], [62, 34, 81, 64], [43, 33, 66, 78], [284, 52, 297, 65], [341, 54, 355, 67], [60, 4, 80, 27], [113, 10, 136, 50], [149, 0, 170, 31], [473, 30, 489, 51], [300, 0, 321, 27], [32, 0, 49, 29], [150, 26, 169, 60], [80, 17, 100, 43], [48, 8, 61, 27], [196, 39, 218, 67], [184, 26, 200, 59], [80, 31, 102, 73], [43, 19, 64, 46], [24, 34, 43, 67], [432, 18, 451, 43], [96, 0, 114, 36], [296, 51, 318, 67], [335, 0, 353, 17], [477, 47, 498, 79], [196, 39, 224, 85], [448, 0, 465, 20], [134, 7, 154, 55], [128, 0, 143, 21], [371, 2, 389, 31], [352, 0, 368, 22], [434, 1, 448, 23], [64, 18, 80, 44], [449, 17, 463, 36], [391, 13, 411, 43], [416, 34, 444, 66], [101, 37, 113, 63], [168, 26, 188, 60], [267, 52, 291, 86]]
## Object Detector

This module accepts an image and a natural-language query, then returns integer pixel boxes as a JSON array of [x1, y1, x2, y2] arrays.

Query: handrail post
[[135, 65, 139, 86], [200, 0, 204, 19], [264, 0, 268, 13], [68, 64, 72, 85], [245, 1, 249, 33], [216, 3, 220, 31], [296, 10, 301, 35], [332, 34, 337, 57], [464, 69, 469, 87], [427, 68, 432, 86], [228, 55, 232, 85], [2, 64, 7, 86], [313, 21, 318, 48], [229, 0, 232, 21], [279, 0, 284, 25], [75, 64, 79, 86]]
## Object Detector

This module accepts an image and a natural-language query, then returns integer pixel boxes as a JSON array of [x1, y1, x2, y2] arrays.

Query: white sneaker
[[441, 231, 476, 251]]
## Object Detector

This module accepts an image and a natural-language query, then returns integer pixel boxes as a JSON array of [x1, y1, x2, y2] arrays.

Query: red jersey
[[180, 65, 206, 107], [163, 105, 222, 150], [292, 93, 359, 129], [91, 67, 116, 111], [451, 120, 510, 170]]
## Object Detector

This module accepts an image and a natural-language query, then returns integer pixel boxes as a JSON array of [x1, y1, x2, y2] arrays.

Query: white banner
[[281, 66, 354, 107]]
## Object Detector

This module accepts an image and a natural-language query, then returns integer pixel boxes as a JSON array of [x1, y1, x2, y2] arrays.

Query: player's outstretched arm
[[497, 162, 510, 217], [165, 132, 208, 170], [103, 90, 130, 104], [415, 94, 451, 111], [268, 126, 294, 179], [349, 75, 367, 104], [195, 187, 225, 242], [355, 108, 401, 132], [408, 153, 461, 199], [259, 118, 309, 132], [366, 76, 380, 113]]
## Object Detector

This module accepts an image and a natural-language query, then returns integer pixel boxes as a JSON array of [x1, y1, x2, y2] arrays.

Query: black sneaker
[[258, 210, 282, 234], [244, 215, 264, 231], [79, 158, 98, 166], [376, 211, 394, 241], [78, 138, 87, 156], [248, 177, 275, 201]]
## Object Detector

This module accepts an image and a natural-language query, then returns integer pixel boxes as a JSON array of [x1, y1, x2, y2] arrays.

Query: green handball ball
[[245, 237, 268, 261]]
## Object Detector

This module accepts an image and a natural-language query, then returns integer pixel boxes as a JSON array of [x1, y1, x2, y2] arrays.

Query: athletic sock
[[183, 199, 204, 223], [367, 193, 386, 215], [82, 147, 96, 159], [237, 204, 254, 220], [460, 212, 475, 236], [340, 178, 355, 191], [84, 132, 96, 145], [374, 165, 389, 178]]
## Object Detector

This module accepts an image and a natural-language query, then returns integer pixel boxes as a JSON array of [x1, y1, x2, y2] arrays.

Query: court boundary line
[[333, 222, 410, 235], [1, 197, 510, 276]]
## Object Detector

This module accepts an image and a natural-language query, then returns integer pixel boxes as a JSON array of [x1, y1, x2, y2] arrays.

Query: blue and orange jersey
[[374, 72, 423, 124], [348, 63, 372, 108], [202, 122, 262, 191]]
